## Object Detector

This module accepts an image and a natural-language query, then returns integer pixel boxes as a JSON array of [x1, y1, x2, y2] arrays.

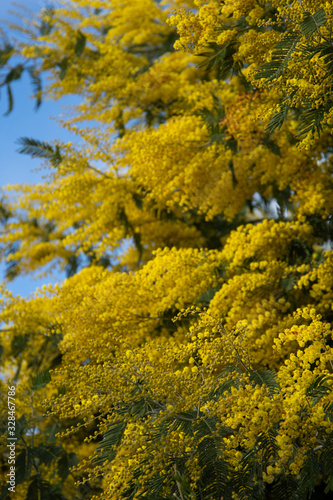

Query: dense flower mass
[[1, 1, 333, 499]]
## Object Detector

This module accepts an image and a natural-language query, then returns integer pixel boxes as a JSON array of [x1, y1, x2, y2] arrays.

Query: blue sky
[[1, 0, 75, 296]]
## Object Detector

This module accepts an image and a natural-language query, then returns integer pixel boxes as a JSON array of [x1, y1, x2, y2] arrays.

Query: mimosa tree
[[1, 1, 333, 499]]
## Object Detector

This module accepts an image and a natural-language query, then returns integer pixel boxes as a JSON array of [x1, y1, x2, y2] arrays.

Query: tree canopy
[[1, 1, 333, 499]]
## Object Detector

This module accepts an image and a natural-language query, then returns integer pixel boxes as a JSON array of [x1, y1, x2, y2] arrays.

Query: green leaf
[[255, 34, 299, 81], [297, 105, 327, 137], [0, 43, 13, 68], [0, 486, 10, 500], [298, 450, 321, 497], [261, 135, 281, 156], [26, 476, 54, 500], [32, 444, 62, 466], [322, 437, 333, 493], [16, 137, 63, 167], [93, 421, 126, 466], [228, 159, 238, 187], [2, 65, 24, 113], [288, 238, 312, 265], [265, 88, 298, 135], [39, 7, 55, 36], [198, 40, 239, 79], [5, 83, 13, 115], [210, 378, 235, 399], [198, 436, 232, 500], [306, 43, 333, 79], [306, 374, 333, 406], [11, 334, 29, 356], [57, 57, 69, 80], [46, 423, 59, 444], [249, 368, 280, 397], [16, 137, 54, 157], [28, 67, 42, 110], [57, 452, 78, 481], [198, 286, 220, 304], [15, 449, 33, 484], [74, 30, 86, 56], [31, 369, 51, 390], [130, 397, 147, 418], [271, 474, 299, 500], [324, 401, 333, 422], [318, 45, 333, 76], [256, 430, 280, 465], [4, 64, 24, 84], [265, 105, 289, 134], [300, 8, 326, 39], [280, 275, 295, 292], [15, 415, 27, 440]]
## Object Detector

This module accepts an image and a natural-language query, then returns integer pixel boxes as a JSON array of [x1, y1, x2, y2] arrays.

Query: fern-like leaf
[[324, 401, 333, 422], [93, 421, 126, 466], [28, 67, 42, 110], [255, 34, 299, 81], [297, 105, 327, 137], [271, 474, 299, 500], [249, 368, 280, 397], [280, 275, 295, 292], [300, 8, 326, 39], [198, 436, 232, 500], [0, 42, 13, 68], [265, 89, 298, 134], [5, 83, 13, 115], [39, 7, 55, 36], [31, 369, 51, 390], [57, 57, 69, 80], [16, 137, 63, 167], [265, 106, 288, 134], [198, 40, 239, 79], [297, 450, 321, 498], [256, 430, 280, 465], [74, 30, 86, 56], [2, 64, 24, 114], [306, 42, 333, 78], [322, 437, 333, 493], [306, 374, 333, 406], [198, 286, 221, 305]]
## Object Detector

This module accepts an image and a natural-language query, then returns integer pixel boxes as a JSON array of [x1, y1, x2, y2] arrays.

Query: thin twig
[[86, 164, 113, 179]]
